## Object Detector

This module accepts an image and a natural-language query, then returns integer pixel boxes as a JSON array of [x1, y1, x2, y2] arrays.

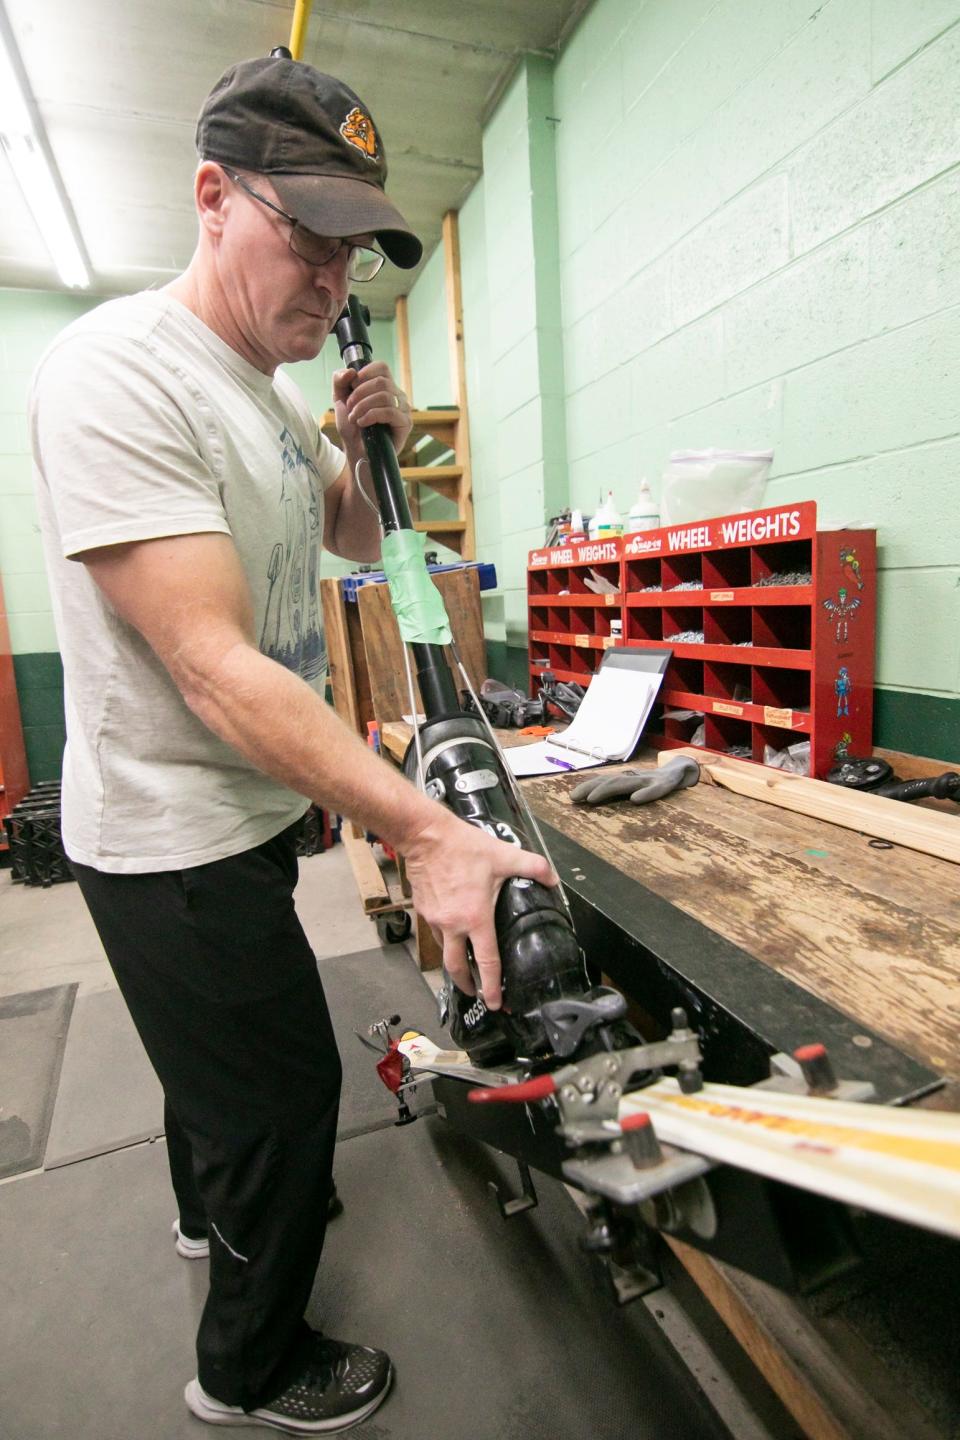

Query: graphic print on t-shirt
[[260, 427, 327, 680]]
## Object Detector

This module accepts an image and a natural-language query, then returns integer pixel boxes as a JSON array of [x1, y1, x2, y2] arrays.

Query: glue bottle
[[588, 490, 622, 540], [626, 479, 659, 533]]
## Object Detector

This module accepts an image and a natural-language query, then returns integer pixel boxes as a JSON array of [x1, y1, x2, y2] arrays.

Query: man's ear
[[195, 162, 229, 238]]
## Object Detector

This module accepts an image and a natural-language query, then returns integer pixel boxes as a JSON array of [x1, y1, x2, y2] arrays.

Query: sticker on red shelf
[[764, 706, 794, 728], [715, 509, 803, 545], [713, 701, 744, 717], [602, 636, 615, 649], [574, 539, 620, 564], [605, 593, 617, 606], [625, 533, 662, 556], [839, 545, 865, 592], [710, 590, 735, 602], [823, 586, 861, 643], [575, 634, 589, 648]]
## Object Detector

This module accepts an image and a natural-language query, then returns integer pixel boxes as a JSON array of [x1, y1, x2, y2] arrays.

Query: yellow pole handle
[[288, 0, 312, 61]]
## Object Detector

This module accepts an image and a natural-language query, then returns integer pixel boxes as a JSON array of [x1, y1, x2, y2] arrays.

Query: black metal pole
[[335, 298, 459, 716]]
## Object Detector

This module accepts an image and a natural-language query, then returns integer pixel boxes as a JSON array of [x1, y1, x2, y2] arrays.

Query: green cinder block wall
[[551, 0, 960, 759], [0, 286, 394, 783], [403, 0, 960, 762]]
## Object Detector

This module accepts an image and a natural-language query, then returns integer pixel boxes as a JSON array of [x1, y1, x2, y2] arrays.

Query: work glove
[[570, 755, 700, 806]]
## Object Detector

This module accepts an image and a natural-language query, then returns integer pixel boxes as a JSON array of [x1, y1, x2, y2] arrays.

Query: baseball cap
[[196, 56, 422, 269]]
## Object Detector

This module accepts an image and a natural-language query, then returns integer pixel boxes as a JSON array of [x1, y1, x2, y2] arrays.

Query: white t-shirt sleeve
[[31, 332, 230, 560]]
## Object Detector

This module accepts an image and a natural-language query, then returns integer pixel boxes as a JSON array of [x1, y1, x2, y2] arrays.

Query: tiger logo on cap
[[340, 107, 378, 161]]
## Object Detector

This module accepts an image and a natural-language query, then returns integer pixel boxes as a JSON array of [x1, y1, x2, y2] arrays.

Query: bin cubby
[[753, 606, 811, 652], [664, 710, 705, 745], [751, 538, 813, 587], [702, 547, 751, 590], [531, 505, 876, 776], [666, 657, 704, 697], [623, 555, 661, 592], [704, 661, 751, 703], [753, 724, 811, 765], [704, 606, 751, 647], [528, 567, 550, 599], [626, 606, 661, 644], [662, 606, 704, 643], [662, 553, 702, 591], [705, 714, 753, 756], [567, 606, 594, 638], [752, 666, 810, 713], [568, 561, 620, 596]]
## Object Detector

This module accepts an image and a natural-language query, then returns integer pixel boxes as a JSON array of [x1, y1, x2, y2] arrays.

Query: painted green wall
[[406, 243, 454, 410], [0, 286, 394, 781], [404, 0, 960, 758], [552, 0, 960, 746], [1, 290, 101, 779]]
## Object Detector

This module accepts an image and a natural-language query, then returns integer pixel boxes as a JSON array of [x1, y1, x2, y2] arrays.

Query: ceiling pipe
[[288, 0, 313, 61]]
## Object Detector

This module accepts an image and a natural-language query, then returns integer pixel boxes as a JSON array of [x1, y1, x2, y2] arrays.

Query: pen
[[545, 756, 573, 770]]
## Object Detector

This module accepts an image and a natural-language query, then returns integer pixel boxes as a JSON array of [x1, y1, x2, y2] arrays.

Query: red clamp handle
[[468, 1074, 558, 1104]]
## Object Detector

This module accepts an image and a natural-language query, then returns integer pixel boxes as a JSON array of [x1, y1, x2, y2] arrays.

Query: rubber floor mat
[[0, 983, 76, 1178]]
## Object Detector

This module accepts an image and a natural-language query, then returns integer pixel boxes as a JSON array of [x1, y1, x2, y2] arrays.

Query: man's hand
[[402, 810, 558, 1011], [332, 361, 412, 458]]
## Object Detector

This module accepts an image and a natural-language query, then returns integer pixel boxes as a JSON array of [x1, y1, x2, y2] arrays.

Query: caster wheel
[[376, 911, 412, 945]]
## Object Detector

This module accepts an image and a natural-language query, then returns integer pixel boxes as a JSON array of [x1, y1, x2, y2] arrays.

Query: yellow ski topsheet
[[398, 1035, 960, 1239], [624, 1080, 960, 1240]]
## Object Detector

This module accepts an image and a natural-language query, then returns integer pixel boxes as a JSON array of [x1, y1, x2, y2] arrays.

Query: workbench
[[380, 722, 960, 1439]]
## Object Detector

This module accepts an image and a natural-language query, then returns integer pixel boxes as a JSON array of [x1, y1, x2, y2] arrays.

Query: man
[[30, 57, 554, 1434]]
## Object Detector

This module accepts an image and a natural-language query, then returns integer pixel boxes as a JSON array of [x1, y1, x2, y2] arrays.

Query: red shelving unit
[[527, 536, 624, 686], [528, 503, 877, 777]]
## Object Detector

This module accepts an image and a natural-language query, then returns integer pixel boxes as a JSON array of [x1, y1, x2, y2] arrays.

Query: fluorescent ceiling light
[[0, 4, 91, 289]]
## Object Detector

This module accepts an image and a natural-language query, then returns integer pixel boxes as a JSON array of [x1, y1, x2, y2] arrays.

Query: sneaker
[[184, 1333, 393, 1433], [172, 1219, 210, 1260]]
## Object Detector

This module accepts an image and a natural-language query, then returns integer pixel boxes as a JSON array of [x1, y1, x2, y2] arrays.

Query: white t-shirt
[[29, 291, 344, 873]]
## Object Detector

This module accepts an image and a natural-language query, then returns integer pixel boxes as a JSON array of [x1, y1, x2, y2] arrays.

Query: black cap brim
[[270, 173, 422, 269]]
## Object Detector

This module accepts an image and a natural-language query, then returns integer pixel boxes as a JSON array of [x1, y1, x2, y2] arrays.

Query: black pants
[[72, 822, 342, 1411]]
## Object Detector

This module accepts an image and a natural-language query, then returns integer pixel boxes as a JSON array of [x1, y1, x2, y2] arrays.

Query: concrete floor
[[0, 841, 773, 1440]]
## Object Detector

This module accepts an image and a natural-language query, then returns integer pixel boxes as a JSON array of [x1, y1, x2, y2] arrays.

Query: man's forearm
[[179, 637, 437, 850], [328, 444, 383, 562]]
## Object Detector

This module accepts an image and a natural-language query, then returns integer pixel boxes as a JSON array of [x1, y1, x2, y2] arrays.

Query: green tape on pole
[[380, 529, 453, 645]]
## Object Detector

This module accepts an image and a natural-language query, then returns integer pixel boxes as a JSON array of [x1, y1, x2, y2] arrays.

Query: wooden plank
[[320, 577, 361, 736], [392, 297, 420, 519], [523, 765, 960, 1078], [415, 912, 443, 971], [321, 408, 459, 445], [402, 465, 463, 495], [394, 294, 413, 402], [409, 436, 455, 468], [380, 720, 537, 766], [666, 1240, 943, 1440], [660, 748, 960, 866], [442, 209, 475, 562], [413, 519, 465, 536], [343, 829, 390, 912], [356, 568, 485, 727]]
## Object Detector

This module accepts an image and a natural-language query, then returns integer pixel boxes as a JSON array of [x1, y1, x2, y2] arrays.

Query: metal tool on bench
[[571, 755, 700, 807]]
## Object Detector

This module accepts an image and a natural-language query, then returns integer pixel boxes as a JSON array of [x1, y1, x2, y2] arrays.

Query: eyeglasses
[[222, 167, 385, 283]]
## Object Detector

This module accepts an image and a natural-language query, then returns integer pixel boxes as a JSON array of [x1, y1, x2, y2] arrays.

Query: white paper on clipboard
[[507, 653, 669, 778]]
